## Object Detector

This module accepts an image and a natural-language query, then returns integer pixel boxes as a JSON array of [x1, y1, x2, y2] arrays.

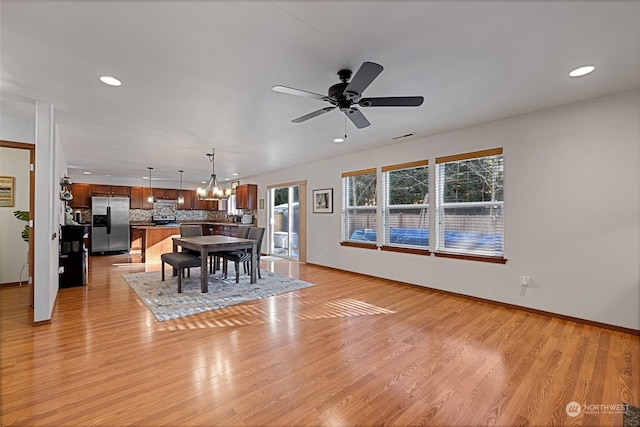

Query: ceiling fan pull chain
[[344, 113, 347, 140]]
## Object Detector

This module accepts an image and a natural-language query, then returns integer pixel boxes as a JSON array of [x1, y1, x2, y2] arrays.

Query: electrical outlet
[[522, 276, 531, 287]]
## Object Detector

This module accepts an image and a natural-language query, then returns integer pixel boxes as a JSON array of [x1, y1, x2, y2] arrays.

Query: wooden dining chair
[[221, 227, 265, 283]]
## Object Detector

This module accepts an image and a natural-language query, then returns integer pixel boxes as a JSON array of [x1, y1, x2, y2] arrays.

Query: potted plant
[[13, 210, 29, 242]]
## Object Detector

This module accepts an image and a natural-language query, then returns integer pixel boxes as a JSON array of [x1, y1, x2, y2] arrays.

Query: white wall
[[0, 113, 35, 143], [251, 89, 640, 330], [0, 147, 31, 284], [32, 101, 68, 323]]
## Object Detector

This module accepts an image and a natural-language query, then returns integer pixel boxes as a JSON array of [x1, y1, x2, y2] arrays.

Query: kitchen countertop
[[130, 222, 250, 229]]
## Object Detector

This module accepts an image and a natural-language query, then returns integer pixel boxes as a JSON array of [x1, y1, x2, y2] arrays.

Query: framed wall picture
[[0, 176, 15, 207], [313, 188, 333, 213], [231, 180, 240, 190]]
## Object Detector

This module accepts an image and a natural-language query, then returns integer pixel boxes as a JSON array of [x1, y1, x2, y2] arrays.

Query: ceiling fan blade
[[359, 96, 424, 107], [273, 85, 328, 101], [344, 62, 383, 97], [292, 106, 336, 123], [345, 107, 371, 129]]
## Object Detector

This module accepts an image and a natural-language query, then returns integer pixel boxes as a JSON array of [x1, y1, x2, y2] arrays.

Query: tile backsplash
[[73, 208, 254, 224]]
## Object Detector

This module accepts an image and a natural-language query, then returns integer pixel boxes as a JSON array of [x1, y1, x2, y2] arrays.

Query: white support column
[[33, 100, 57, 323]]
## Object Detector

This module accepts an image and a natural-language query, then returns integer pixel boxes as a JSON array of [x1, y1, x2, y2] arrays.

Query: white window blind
[[381, 160, 429, 249], [341, 168, 377, 243], [435, 148, 504, 257]]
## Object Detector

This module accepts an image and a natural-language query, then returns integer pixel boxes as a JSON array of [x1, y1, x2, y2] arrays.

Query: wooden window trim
[[341, 168, 377, 178], [436, 148, 503, 164], [381, 159, 428, 172], [434, 251, 507, 264], [381, 245, 431, 256], [340, 241, 377, 250]]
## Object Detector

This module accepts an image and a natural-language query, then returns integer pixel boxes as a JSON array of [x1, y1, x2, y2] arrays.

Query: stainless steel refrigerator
[[91, 196, 130, 254]]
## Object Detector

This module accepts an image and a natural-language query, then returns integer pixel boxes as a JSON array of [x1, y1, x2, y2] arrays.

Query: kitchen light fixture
[[569, 65, 595, 77], [177, 170, 185, 205], [196, 148, 228, 201], [146, 167, 154, 203], [99, 75, 122, 86]]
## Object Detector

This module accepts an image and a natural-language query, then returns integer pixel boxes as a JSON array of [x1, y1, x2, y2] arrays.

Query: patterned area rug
[[625, 403, 640, 427], [122, 268, 315, 321]]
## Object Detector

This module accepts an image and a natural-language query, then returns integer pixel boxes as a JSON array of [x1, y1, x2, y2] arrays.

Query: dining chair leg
[[235, 261, 240, 283]]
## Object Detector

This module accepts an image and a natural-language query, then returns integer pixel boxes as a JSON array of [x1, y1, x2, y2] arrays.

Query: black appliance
[[59, 225, 88, 288], [152, 215, 180, 226]]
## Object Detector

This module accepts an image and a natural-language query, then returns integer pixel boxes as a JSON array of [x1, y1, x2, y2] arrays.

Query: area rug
[[122, 268, 315, 322], [625, 403, 640, 427]]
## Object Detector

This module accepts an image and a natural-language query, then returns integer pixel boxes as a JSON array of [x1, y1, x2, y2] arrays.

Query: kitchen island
[[130, 222, 249, 264], [130, 225, 181, 264]]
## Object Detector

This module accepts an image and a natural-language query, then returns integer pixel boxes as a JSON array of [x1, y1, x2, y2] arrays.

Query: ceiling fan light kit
[[273, 61, 424, 130]]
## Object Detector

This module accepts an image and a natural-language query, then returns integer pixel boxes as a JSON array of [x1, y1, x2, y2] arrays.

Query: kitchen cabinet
[[236, 184, 257, 209], [153, 188, 179, 200], [71, 183, 223, 211], [192, 192, 212, 210], [212, 224, 238, 237], [130, 226, 180, 264], [142, 188, 154, 210], [130, 187, 143, 209], [177, 190, 192, 209], [69, 183, 91, 208], [92, 185, 130, 197]]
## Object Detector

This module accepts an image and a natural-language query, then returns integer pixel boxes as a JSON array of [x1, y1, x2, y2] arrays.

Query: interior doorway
[[0, 141, 35, 307], [267, 180, 307, 262]]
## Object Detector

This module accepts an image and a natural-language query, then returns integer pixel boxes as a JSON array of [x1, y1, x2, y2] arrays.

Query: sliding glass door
[[268, 185, 299, 260]]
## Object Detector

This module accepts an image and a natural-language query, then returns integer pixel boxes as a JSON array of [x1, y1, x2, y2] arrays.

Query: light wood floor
[[2, 254, 639, 426]]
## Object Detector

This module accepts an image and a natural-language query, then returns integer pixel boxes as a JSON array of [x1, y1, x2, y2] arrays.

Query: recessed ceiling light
[[232, 173, 239, 176], [83, 171, 91, 175], [333, 137, 345, 143], [99, 75, 122, 86], [569, 65, 596, 77]]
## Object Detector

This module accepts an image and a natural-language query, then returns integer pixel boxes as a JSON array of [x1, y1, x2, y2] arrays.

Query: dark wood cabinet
[[71, 183, 222, 211], [211, 224, 237, 237], [236, 184, 257, 209], [177, 190, 192, 209], [142, 188, 154, 210], [69, 183, 91, 208], [152, 188, 179, 200], [92, 185, 130, 197], [192, 192, 212, 210], [130, 187, 143, 209]]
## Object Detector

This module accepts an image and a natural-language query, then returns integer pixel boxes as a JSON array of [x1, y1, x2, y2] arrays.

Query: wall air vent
[[392, 133, 415, 140]]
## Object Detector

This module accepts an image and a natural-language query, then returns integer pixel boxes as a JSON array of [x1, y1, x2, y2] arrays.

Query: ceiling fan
[[272, 61, 424, 129]]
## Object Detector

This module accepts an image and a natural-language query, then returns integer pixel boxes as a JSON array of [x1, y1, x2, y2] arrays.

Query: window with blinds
[[435, 148, 504, 258], [381, 160, 429, 250], [341, 168, 377, 244]]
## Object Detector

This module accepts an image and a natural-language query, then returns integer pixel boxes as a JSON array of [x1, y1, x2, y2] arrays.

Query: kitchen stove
[[152, 215, 180, 226]]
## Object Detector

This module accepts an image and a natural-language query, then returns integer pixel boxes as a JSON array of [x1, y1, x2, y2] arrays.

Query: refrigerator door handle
[[106, 206, 111, 235]]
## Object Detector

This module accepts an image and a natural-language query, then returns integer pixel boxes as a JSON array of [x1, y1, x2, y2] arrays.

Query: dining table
[[172, 235, 258, 293]]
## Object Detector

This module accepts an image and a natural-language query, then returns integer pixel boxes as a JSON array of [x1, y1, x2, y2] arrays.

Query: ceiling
[[2, 1, 639, 188]]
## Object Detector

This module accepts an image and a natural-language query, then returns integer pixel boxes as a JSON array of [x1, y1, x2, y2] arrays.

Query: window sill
[[381, 245, 430, 256], [434, 252, 507, 264], [340, 241, 377, 250]]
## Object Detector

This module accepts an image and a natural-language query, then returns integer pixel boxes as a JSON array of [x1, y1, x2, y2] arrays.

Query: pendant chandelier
[[177, 170, 185, 204], [196, 148, 230, 200], [146, 167, 154, 203]]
